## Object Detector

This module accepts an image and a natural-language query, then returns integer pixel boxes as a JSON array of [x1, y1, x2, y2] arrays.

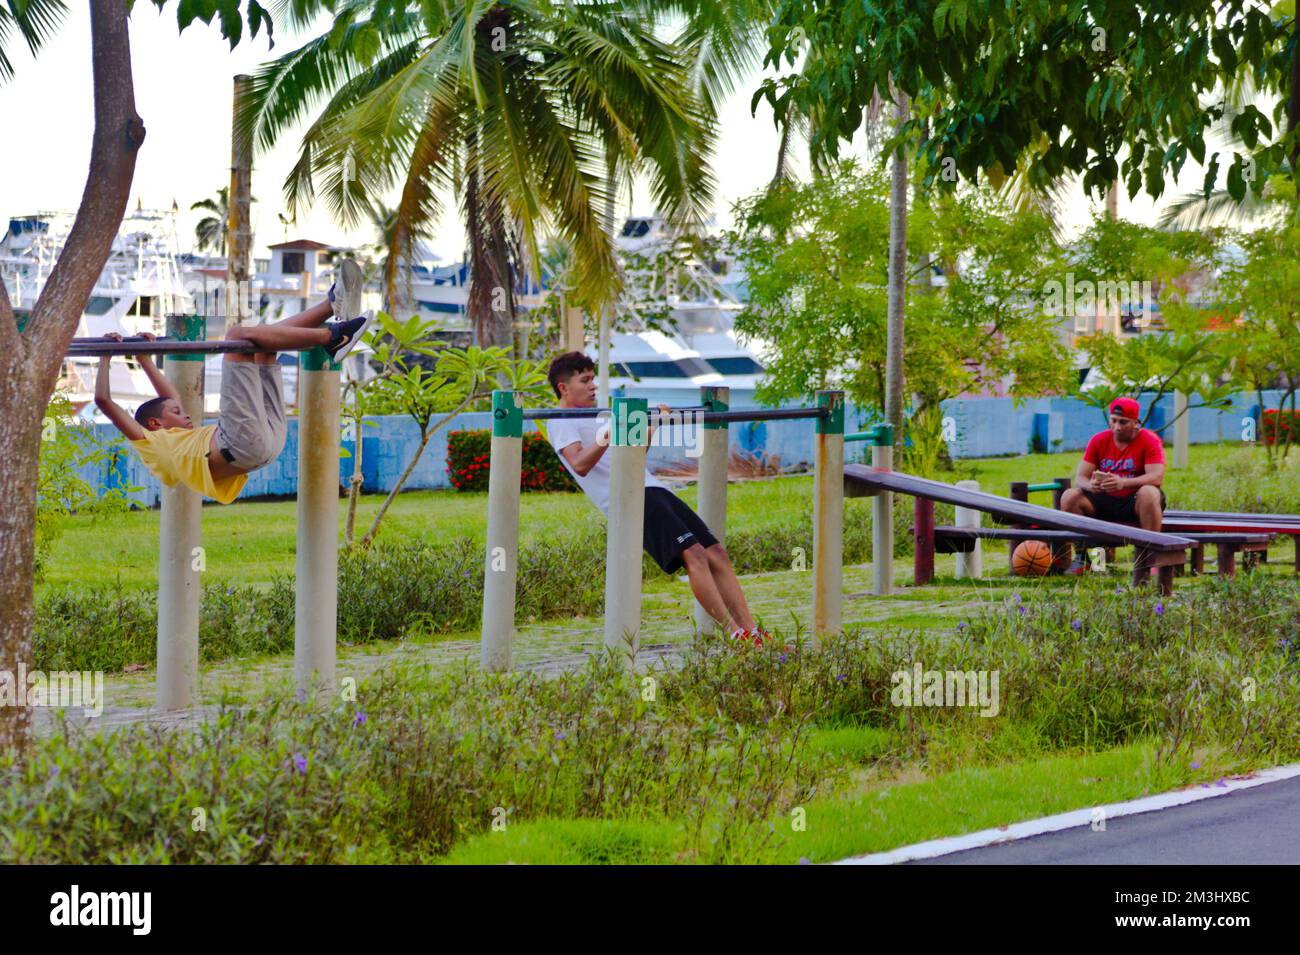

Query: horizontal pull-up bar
[[523, 405, 709, 420], [67, 338, 266, 357], [522, 405, 829, 424]]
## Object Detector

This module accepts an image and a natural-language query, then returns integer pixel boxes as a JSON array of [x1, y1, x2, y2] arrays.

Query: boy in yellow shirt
[[94, 264, 371, 503]]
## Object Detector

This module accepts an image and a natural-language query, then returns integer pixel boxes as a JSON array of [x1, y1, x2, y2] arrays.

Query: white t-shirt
[[545, 416, 668, 515]]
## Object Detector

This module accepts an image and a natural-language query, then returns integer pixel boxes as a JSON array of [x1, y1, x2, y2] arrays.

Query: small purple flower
[[1155, 602, 1164, 616], [1190, 761, 1201, 770], [1017, 605, 1027, 616], [1011, 593, 1022, 604], [554, 730, 568, 741], [352, 710, 367, 727], [254, 834, 266, 847], [777, 653, 788, 664], [1071, 619, 1081, 631], [292, 752, 308, 774], [956, 620, 968, 630], [836, 673, 848, 682], [1114, 585, 1124, 595], [799, 856, 811, 865]]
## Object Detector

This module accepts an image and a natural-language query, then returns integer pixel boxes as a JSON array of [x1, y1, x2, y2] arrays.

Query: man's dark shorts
[[643, 487, 718, 574], [1082, 487, 1166, 525]]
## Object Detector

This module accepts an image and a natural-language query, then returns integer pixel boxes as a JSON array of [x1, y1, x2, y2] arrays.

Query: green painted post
[[296, 342, 341, 695], [814, 391, 845, 640], [605, 396, 648, 657], [156, 314, 205, 710], [694, 386, 730, 634], [481, 390, 524, 671]]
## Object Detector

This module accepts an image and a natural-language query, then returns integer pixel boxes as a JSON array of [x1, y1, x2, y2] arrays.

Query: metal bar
[[521, 405, 827, 424], [69, 338, 263, 357], [701, 407, 826, 424], [522, 405, 708, 420]]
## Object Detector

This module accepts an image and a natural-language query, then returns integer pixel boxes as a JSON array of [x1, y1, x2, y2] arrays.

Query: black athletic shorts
[[642, 487, 718, 574], [1082, 487, 1166, 525]]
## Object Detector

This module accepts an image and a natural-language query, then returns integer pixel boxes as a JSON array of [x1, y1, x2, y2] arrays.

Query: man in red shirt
[[1060, 397, 1167, 530]]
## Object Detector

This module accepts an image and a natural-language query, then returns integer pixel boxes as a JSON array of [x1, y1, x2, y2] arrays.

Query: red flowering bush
[[1261, 408, 1300, 446], [447, 429, 579, 493]]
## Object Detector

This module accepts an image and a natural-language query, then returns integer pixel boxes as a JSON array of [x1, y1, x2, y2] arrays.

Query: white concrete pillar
[[693, 386, 729, 634], [295, 346, 341, 696], [813, 392, 846, 641], [481, 391, 523, 672], [872, 431, 894, 596], [604, 397, 648, 658], [156, 314, 205, 711], [954, 479, 982, 579]]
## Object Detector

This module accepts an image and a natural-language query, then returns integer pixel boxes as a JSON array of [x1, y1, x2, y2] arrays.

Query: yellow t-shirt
[[130, 424, 247, 504]]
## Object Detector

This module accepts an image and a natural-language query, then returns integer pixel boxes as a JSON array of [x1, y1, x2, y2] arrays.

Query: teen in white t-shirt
[[545, 351, 768, 644]]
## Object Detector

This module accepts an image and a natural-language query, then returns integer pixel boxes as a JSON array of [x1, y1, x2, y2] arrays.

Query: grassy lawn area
[[22, 441, 1297, 864], [41, 441, 1278, 592], [439, 740, 1229, 864]]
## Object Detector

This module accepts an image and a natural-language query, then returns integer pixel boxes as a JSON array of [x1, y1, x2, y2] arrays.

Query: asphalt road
[[916, 775, 1300, 864]]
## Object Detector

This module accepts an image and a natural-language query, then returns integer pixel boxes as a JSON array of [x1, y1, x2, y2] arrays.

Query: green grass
[[439, 739, 1227, 864], [42, 441, 1273, 593]]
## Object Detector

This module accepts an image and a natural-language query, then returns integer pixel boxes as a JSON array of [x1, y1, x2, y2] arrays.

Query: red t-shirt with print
[[1083, 429, 1165, 498]]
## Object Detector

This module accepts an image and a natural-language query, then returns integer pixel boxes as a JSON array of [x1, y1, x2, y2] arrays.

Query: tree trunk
[[884, 93, 909, 450], [0, 0, 144, 753], [1290, 13, 1299, 169], [228, 74, 254, 330]]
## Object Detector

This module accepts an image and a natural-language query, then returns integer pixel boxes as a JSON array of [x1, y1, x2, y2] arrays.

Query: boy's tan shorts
[[214, 362, 288, 471]]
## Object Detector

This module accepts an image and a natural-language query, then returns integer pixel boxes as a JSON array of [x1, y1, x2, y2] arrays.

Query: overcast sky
[[0, 7, 1190, 265]]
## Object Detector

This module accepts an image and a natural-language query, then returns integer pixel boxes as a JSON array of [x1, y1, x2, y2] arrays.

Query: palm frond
[[0, 0, 66, 83]]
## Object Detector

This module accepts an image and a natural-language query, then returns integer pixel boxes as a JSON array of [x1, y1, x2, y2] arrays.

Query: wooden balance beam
[[843, 465, 1197, 593]]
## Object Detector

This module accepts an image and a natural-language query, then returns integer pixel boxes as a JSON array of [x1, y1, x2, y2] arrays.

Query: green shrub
[[447, 428, 578, 493], [9, 573, 1298, 863], [2, 654, 829, 863]]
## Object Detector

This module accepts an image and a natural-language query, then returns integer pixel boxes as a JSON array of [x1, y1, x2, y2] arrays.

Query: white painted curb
[[834, 761, 1300, 865]]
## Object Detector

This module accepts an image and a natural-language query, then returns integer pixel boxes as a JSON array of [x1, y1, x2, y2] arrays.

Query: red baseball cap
[[1109, 397, 1140, 420]]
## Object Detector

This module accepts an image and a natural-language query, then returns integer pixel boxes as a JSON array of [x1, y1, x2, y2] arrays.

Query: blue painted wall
[[72, 388, 1291, 505]]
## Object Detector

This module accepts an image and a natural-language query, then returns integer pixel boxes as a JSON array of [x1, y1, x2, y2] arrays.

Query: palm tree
[[0, 0, 65, 83], [190, 186, 231, 255], [239, 0, 718, 350]]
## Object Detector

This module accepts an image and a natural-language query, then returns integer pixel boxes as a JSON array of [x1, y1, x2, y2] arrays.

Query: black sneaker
[[324, 310, 374, 362]]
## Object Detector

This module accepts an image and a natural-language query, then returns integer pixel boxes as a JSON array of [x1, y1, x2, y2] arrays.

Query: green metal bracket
[[700, 385, 729, 430], [612, 396, 649, 447], [164, 314, 206, 364], [815, 390, 845, 435], [492, 390, 523, 438]]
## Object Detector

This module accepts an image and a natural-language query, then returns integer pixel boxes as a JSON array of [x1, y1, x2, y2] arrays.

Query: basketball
[[1050, 543, 1073, 574], [1011, 540, 1053, 576]]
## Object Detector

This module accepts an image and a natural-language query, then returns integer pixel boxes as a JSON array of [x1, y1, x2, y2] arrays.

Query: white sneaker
[[330, 258, 363, 323]]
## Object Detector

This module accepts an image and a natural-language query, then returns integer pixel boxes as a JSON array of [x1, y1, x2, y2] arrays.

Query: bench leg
[[1191, 545, 1205, 576], [1132, 546, 1151, 588], [1217, 543, 1238, 577], [913, 497, 935, 586], [1294, 543, 1300, 575], [1158, 565, 1175, 595]]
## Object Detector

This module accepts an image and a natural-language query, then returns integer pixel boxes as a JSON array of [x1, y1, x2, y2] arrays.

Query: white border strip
[[834, 761, 1300, 865]]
